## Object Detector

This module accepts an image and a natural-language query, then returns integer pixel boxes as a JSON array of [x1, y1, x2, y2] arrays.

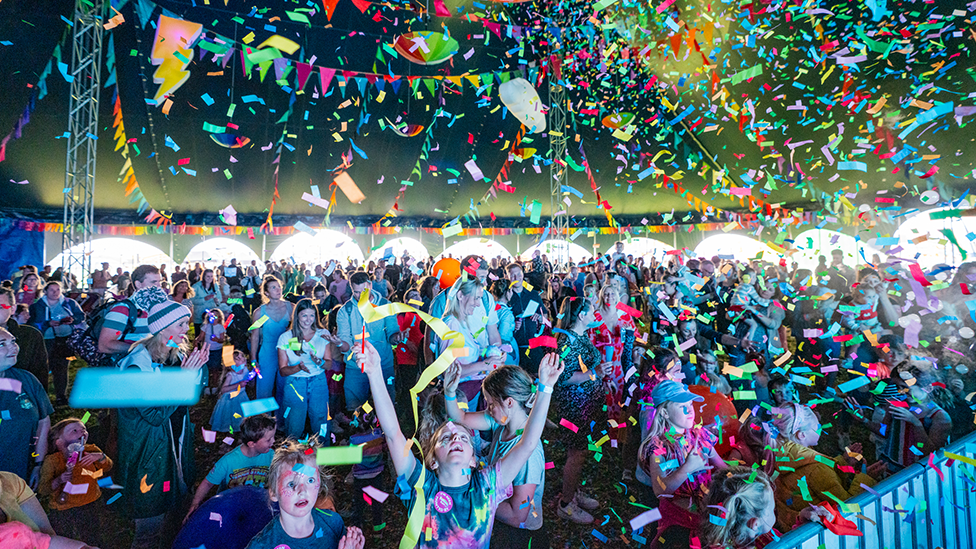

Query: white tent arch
[[270, 230, 365, 266]]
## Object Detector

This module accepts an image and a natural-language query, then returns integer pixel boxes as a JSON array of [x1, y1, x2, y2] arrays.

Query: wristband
[[445, 394, 457, 401], [536, 382, 553, 394]]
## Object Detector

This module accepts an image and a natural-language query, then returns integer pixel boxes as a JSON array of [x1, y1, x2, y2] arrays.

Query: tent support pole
[[62, 0, 106, 288]]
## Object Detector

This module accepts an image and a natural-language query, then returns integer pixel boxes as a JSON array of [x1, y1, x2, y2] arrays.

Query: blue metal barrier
[[768, 431, 976, 549]]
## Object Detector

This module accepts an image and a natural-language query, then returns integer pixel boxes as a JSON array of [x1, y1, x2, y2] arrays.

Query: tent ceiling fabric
[[0, 0, 974, 236]]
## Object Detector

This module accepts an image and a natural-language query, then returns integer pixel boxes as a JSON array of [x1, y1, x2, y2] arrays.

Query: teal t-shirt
[[484, 416, 546, 531], [0, 367, 54, 480], [395, 457, 512, 548], [246, 508, 346, 549], [205, 446, 273, 490]]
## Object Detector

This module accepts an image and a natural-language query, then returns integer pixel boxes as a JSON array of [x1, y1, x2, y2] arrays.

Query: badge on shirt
[[432, 490, 453, 513]]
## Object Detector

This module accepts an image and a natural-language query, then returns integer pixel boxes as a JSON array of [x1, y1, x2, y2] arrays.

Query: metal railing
[[768, 431, 976, 549]]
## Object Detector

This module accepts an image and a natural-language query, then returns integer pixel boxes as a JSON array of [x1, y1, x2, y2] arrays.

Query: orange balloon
[[689, 384, 740, 458], [432, 258, 461, 289]]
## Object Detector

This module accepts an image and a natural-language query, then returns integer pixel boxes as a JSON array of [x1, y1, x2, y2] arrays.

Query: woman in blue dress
[[249, 275, 293, 407]]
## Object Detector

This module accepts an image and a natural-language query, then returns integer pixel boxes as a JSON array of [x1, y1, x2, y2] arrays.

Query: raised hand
[[538, 352, 565, 387], [351, 340, 381, 378], [444, 362, 462, 396]]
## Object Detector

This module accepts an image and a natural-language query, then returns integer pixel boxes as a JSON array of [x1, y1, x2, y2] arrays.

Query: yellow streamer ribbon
[[355, 291, 466, 549]]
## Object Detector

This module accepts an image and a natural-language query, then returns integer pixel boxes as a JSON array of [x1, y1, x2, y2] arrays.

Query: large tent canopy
[[0, 0, 974, 247]]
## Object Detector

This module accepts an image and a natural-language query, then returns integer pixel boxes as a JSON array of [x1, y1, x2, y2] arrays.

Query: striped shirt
[[101, 301, 149, 344]]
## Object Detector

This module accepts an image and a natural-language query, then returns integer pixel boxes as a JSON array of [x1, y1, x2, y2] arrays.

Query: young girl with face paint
[[443, 363, 550, 548], [355, 340, 562, 548], [638, 380, 727, 548], [245, 439, 364, 549]]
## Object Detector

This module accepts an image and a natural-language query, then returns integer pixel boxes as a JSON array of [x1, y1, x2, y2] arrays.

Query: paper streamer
[[354, 291, 465, 549]]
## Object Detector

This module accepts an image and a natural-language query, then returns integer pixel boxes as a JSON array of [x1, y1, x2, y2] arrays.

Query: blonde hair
[[636, 400, 689, 477], [445, 278, 483, 320], [771, 402, 819, 445], [701, 467, 775, 548], [266, 438, 331, 503]]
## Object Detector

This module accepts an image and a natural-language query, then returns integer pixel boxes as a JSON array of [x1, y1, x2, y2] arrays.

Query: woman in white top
[[277, 298, 340, 443], [439, 278, 506, 410]]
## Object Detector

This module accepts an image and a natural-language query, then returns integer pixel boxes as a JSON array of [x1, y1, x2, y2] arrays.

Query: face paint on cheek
[[277, 474, 296, 497]]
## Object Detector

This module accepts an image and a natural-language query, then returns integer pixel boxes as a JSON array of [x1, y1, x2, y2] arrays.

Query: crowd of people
[[1, 240, 974, 549]]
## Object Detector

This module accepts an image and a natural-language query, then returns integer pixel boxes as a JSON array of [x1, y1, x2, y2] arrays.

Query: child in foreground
[[638, 380, 728, 547], [37, 419, 113, 547], [700, 467, 830, 549], [356, 340, 563, 548], [245, 439, 364, 549], [186, 414, 276, 521], [443, 363, 549, 548]]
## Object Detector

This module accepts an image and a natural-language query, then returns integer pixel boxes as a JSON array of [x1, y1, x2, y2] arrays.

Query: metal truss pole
[[548, 59, 569, 266], [62, 0, 106, 288]]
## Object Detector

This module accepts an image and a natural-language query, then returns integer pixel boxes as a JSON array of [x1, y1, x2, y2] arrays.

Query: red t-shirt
[[395, 312, 423, 366]]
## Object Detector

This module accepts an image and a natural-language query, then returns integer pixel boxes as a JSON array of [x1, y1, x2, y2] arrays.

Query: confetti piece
[[334, 172, 365, 204], [0, 379, 24, 393], [944, 452, 976, 467], [837, 376, 871, 394], [249, 315, 270, 331], [363, 485, 390, 503], [201, 429, 216, 443], [629, 508, 662, 530], [559, 418, 579, 433], [316, 445, 364, 466], [528, 336, 557, 349], [292, 463, 318, 478], [240, 398, 279, 418]]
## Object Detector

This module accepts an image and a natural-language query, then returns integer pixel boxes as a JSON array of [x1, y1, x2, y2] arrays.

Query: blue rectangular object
[[241, 397, 280, 418], [837, 375, 871, 394], [69, 369, 201, 408]]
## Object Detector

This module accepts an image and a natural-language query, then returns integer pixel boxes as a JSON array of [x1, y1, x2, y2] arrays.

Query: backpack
[[68, 298, 138, 367]]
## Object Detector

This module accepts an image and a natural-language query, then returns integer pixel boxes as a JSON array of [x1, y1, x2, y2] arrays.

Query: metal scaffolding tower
[[548, 58, 569, 264], [62, 0, 106, 286]]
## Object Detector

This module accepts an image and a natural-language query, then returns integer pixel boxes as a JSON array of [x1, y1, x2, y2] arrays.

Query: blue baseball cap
[[652, 380, 704, 406]]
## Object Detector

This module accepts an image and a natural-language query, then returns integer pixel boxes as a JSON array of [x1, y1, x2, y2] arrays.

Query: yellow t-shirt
[[0, 471, 40, 531]]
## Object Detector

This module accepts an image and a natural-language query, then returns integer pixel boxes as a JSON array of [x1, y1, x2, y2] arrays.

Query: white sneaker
[[575, 491, 599, 511], [557, 498, 594, 524]]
